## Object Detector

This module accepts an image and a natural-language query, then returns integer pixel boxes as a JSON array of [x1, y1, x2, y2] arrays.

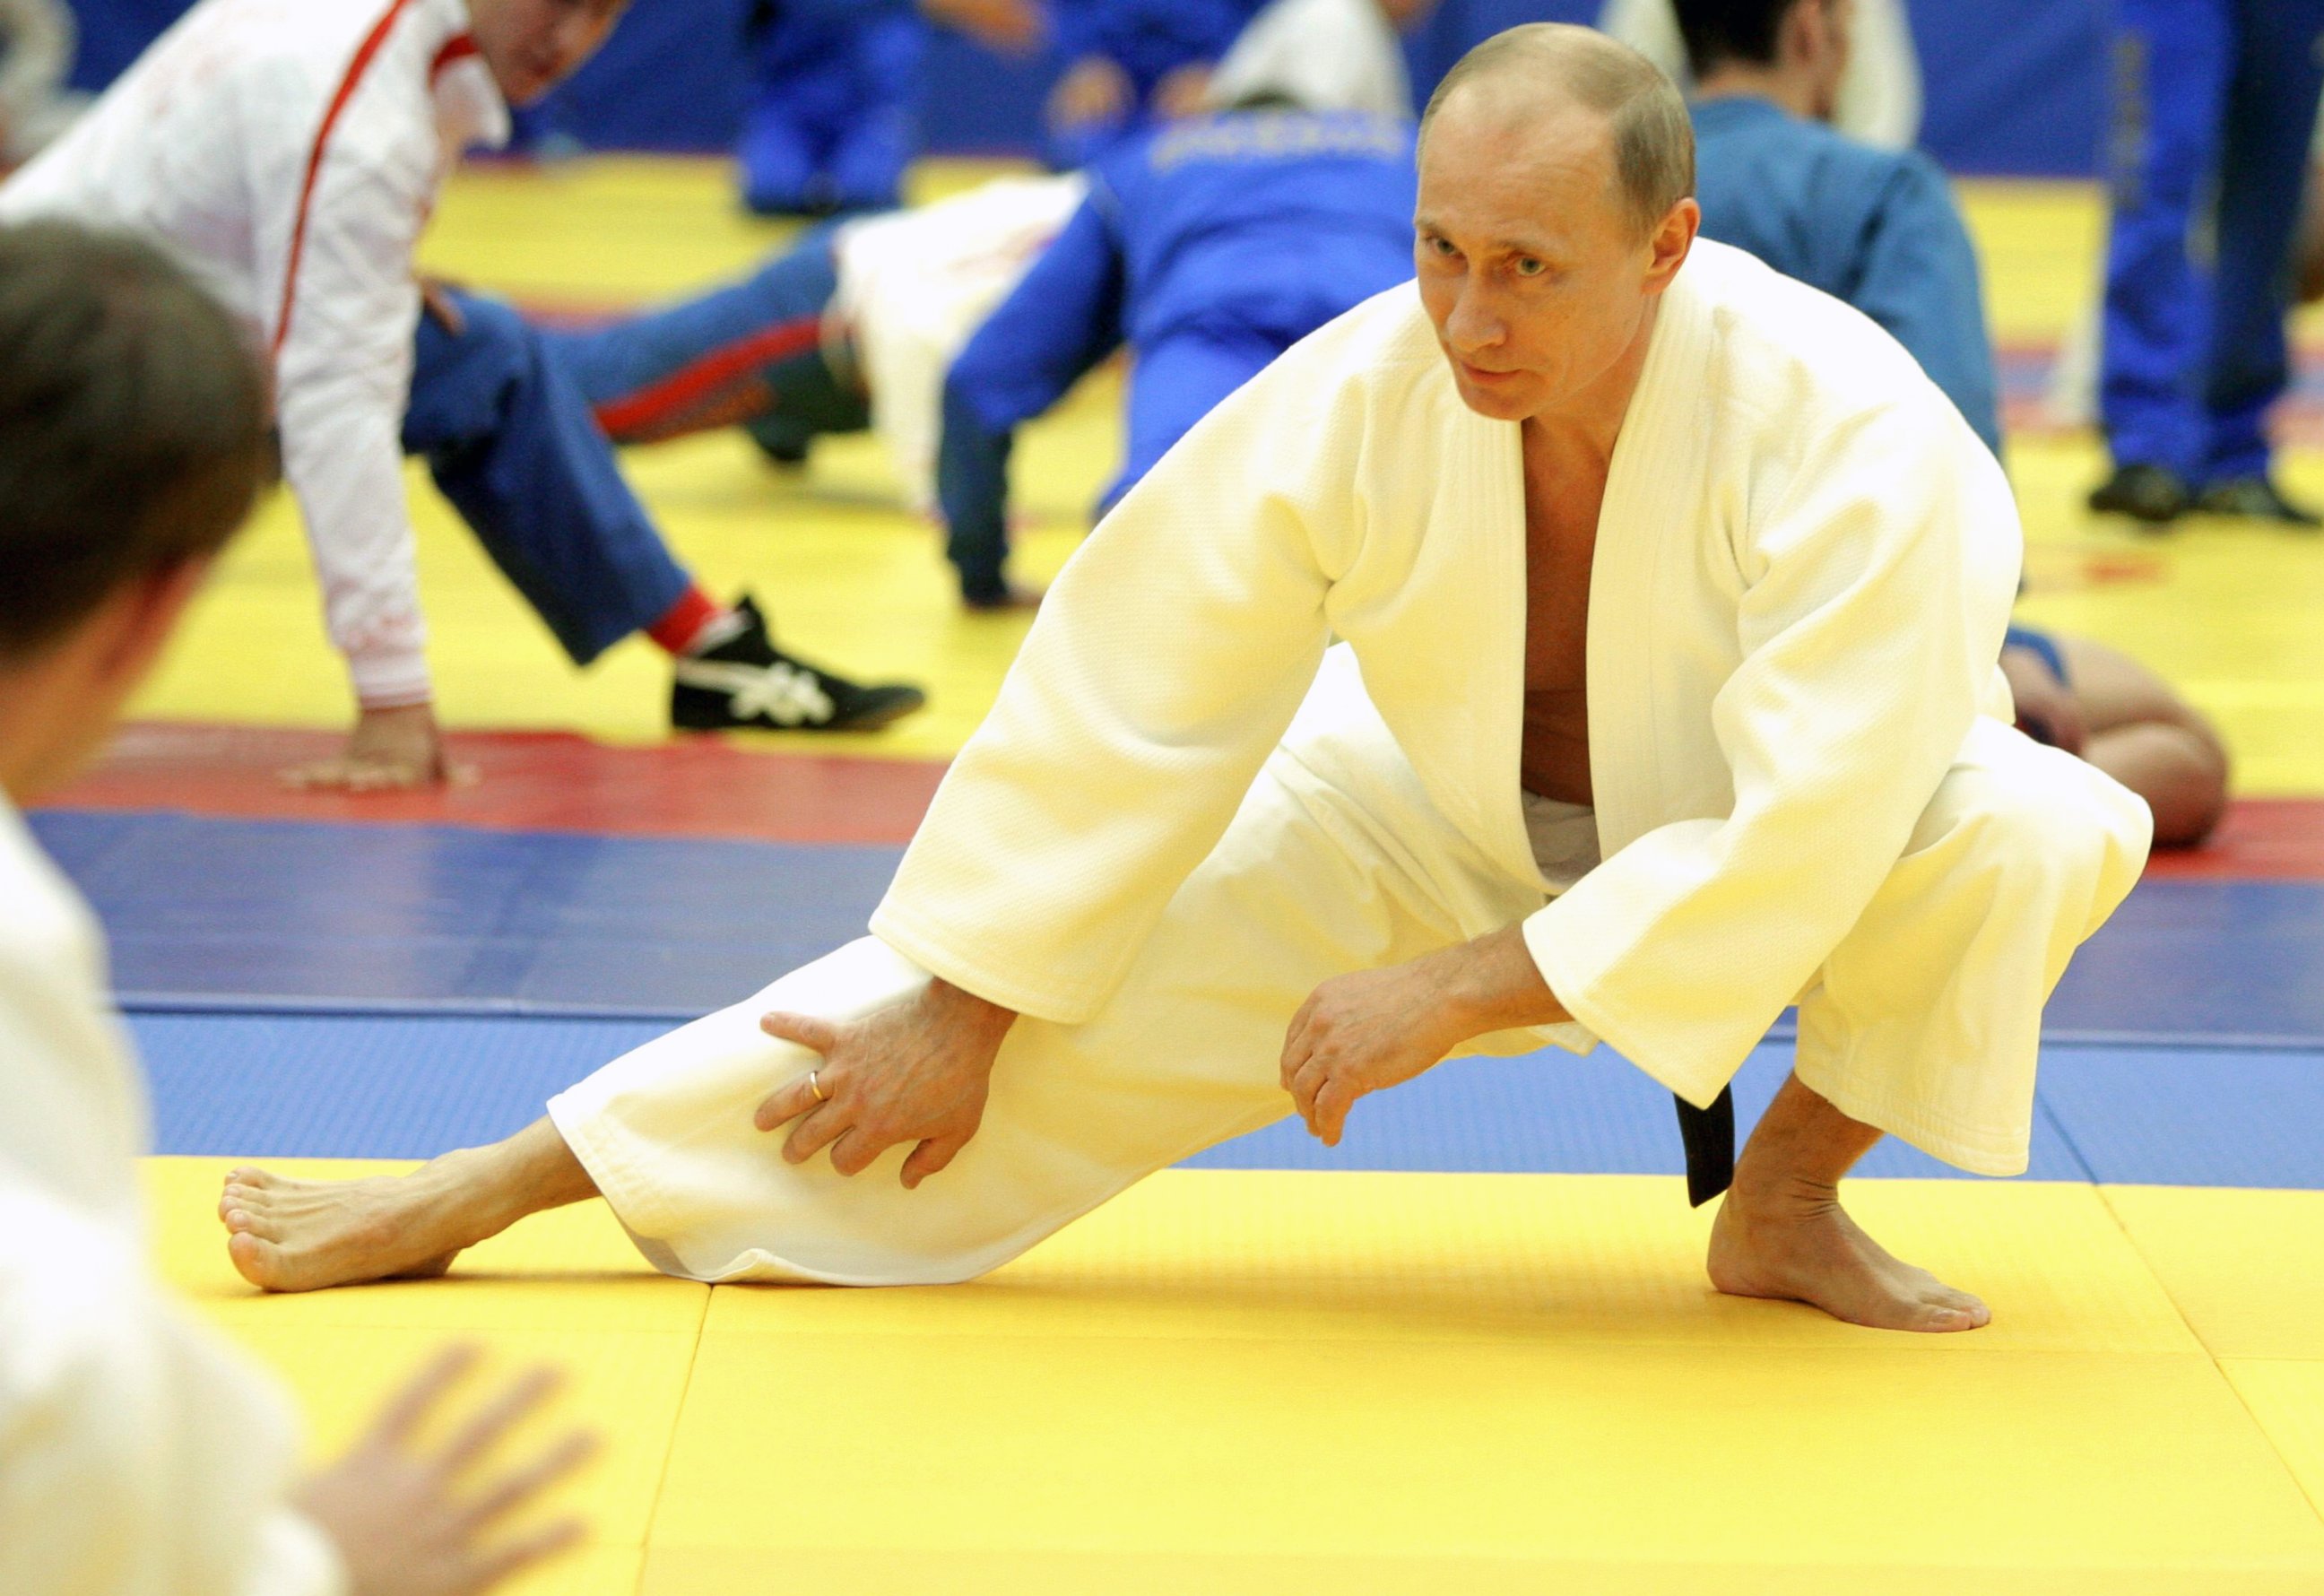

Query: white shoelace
[[673, 658, 837, 727]]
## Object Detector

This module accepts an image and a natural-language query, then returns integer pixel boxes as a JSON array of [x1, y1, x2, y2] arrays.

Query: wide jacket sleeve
[[266, 126, 434, 707], [1521, 393, 2020, 1104], [0, 1190, 347, 1596], [871, 315, 1383, 1022]]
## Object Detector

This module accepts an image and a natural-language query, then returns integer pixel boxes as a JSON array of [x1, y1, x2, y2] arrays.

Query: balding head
[[1420, 24, 1694, 242]]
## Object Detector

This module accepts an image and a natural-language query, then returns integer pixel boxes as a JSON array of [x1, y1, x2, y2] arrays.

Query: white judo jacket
[[0, 0, 509, 707], [0, 799, 345, 1596], [872, 239, 2029, 1112]]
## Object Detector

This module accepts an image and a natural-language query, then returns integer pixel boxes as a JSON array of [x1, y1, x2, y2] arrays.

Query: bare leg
[[2060, 634, 2230, 848], [220, 1118, 599, 1293], [1705, 1072, 1992, 1333]]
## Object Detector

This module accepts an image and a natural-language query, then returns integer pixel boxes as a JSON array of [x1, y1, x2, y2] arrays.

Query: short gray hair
[[1420, 23, 1695, 240]]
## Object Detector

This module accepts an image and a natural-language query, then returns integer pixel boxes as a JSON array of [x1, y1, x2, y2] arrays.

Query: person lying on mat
[[217, 26, 2150, 1336], [0, 220, 594, 1596], [0, 0, 925, 794], [1673, 0, 2232, 847]]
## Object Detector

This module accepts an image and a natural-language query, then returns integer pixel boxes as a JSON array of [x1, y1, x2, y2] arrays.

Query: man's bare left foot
[[1706, 1184, 1991, 1333], [219, 1159, 484, 1293]]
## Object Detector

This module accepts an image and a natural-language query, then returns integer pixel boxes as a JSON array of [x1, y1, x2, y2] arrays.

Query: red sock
[[647, 585, 727, 655]]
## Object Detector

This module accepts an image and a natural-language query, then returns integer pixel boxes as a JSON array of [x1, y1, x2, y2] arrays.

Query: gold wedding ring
[[807, 1069, 828, 1103]]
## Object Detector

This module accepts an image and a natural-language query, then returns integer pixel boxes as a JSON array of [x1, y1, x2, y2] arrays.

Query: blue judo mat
[[128, 1010, 2324, 1189]]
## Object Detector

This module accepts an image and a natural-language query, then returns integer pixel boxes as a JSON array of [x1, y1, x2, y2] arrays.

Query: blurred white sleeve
[[0, 1188, 347, 1596]]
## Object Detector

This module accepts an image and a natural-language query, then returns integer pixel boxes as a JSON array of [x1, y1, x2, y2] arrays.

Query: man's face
[[1414, 88, 1688, 425], [468, 0, 629, 107]]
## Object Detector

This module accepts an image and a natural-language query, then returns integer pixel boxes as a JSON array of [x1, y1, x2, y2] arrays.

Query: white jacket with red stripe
[[0, 0, 508, 707]]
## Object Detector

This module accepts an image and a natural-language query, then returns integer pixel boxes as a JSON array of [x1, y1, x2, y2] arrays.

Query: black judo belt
[[1673, 1087, 1736, 1207]]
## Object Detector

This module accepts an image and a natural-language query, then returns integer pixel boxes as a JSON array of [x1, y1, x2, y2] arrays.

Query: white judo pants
[[549, 707, 2146, 1286]]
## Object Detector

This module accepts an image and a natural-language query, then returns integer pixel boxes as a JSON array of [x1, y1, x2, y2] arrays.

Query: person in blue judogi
[[739, 0, 925, 216], [1674, 0, 2232, 846], [1674, 0, 1998, 453], [2088, 0, 2324, 526], [739, 0, 1044, 216], [1043, 0, 1267, 167], [939, 93, 1418, 606]]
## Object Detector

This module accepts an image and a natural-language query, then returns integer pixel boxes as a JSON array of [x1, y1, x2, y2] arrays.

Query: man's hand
[[295, 1346, 595, 1596], [285, 702, 473, 791], [1048, 56, 1133, 130], [922, 0, 1045, 54], [1150, 62, 1217, 121], [1281, 926, 1568, 1146], [1999, 644, 2087, 755], [754, 979, 1019, 1187]]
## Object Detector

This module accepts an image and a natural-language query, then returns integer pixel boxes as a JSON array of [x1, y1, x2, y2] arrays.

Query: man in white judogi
[[223, 25, 2150, 1334]]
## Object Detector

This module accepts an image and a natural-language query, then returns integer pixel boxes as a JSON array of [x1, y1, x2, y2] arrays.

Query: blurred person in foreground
[[0, 219, 592, 1596], [1675, 0, 2229, 846], [217, 29, 2148, 1338], [935, 0, 1424, 605], [2086, 0, 2324, 526], [0, 0, 924, 794]]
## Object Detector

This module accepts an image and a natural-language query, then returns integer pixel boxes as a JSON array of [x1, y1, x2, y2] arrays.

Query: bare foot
[[219, 1160, 481, 1293], [1706, 1183, 1991, 1333]]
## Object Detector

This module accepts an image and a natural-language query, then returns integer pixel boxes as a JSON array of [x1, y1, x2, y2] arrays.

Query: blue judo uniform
[[402, 295, 698, 668], [937, 108, 1418, 603], [1691, 93, 2000, 454], [1045, 0, 1265, 167], [2102, 0, 2324, 489], [740, 0, 924, 215]]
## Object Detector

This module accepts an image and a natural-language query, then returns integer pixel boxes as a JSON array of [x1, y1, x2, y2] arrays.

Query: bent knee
[[1921, 735, 2154, 893]]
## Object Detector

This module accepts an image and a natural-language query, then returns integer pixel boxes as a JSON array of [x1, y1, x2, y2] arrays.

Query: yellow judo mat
[[146, 1159, 2324, 1593], [120, 160, 2324, 793]]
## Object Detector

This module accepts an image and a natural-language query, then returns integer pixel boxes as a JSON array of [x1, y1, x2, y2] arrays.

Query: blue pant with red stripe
[[538, 226, 863, 451], [2101, 0, 2324, 483], [402, 293, 692, 668]]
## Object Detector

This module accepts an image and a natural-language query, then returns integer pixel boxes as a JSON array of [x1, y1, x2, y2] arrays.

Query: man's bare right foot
[[1706, 1182, 1991, 1333], [220, 1159, 482, 1293]]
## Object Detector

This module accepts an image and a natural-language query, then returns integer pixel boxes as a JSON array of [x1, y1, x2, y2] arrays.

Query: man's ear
[[1644, 197, 1700, 291]]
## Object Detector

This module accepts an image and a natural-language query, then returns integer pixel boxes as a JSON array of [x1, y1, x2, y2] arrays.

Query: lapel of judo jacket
[[1343, 256, 1720, 893]]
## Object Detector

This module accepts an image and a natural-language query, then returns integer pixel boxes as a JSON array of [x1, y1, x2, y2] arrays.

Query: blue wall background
[[65, 0, 2113, 177]]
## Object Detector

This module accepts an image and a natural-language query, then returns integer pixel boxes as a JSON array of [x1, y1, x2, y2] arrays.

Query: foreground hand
[[285, 703, 473, 791], [295, 1345, 595, 1596], [753, 979, 1018, 1186]]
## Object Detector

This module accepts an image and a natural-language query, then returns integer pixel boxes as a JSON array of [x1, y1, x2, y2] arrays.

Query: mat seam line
[[2092, 1184, 2324, 1532], [632, 1282, 714, 1591]]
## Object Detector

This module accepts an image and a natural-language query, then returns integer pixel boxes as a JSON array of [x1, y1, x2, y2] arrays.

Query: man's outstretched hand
[[1282, 925, 1570, 1146], [755, 979, 1019, 1187], [284, 702, 474, 792]]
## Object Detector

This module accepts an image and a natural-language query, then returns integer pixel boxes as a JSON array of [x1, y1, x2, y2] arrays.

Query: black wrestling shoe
[[671, 596, 925, 733], [2195, 475, 2323, 527], [2087, 464, 2191, 525]]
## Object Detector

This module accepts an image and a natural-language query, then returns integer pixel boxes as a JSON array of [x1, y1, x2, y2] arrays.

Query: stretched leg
[[1704, 719, 2150, 1331], [541, 229, 845, 446], [2060, 633, 2230, 847], [403, 295, 691, 666], [221, 1119, 599, 1293], [1707, 1073, 1989, 1331]]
